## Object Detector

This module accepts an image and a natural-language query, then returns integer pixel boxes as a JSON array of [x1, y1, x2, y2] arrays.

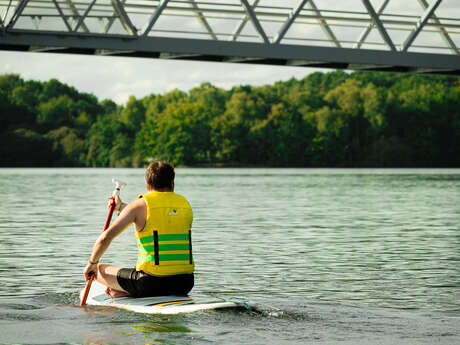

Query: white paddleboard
[[80, 281, 244, 315]]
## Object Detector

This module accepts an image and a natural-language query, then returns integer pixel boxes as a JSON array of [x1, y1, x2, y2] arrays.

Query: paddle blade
[[80, 276, 94, 306]]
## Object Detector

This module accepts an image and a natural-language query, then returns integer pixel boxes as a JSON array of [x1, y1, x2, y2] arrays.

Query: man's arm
[[83, 199, 146, 279]]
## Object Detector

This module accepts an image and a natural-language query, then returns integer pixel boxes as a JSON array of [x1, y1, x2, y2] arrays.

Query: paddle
[[80, 178, 127, 307]]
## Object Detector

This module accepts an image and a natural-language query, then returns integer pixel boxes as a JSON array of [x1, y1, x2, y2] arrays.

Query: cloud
[[0, 49, 323, 104], [113, 92, 132, 104]]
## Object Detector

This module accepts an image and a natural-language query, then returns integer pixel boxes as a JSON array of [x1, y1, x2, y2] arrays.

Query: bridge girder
[[0, 0, 459, 75]]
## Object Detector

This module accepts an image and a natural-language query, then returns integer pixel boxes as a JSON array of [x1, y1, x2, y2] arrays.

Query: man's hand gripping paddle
[[80, 178, 127, 307]]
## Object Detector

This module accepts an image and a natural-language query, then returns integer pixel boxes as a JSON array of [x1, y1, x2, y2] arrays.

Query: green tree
[[0, 74, 24, 92], [37, 95, 75, 127], [109, 133, 134, 167], [142, 101, 213, 165], [0, 128, 57, 166], [121, 95, 146, 132], [46, 126, 86, 166], [2, 72, 460, 168], [86, 115, 119, 167], [250, 102, 315, 165], [101, 99, 118, 115], [212, 90, 268, 163], [312, 106, 350, 165], [39, 78, 79, 103], [144, 89, 187, 123], [11, 83, 41, 115]]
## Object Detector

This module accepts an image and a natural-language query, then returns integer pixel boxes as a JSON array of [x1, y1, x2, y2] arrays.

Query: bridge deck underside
[[0, 0, 459, 75]]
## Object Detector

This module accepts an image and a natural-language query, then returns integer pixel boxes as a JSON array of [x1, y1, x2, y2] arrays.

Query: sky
[[0, 0, 459, 104], [0, 50, 318, 104]]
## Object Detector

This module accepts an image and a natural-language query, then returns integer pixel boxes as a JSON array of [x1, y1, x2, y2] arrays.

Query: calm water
[[1, 168, 459, 344]]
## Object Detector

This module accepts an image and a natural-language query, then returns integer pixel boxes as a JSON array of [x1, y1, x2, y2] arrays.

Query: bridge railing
[[1, 1, 459, 74]]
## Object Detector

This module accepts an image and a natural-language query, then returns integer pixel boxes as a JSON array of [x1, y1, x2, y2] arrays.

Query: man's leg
[[96, 264, 130, 298]]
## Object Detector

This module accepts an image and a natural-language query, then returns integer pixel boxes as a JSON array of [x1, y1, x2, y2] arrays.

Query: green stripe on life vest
[[160, 254, 191, 261], [158, 234, 189, 241], [138, 235, 154, 245], [138, 233, 189, 245], [139, 243, 190, 253], [159, 243, 190, 251]]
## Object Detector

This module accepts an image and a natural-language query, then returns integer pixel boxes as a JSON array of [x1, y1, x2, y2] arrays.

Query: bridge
[[0, 0, 459, 75]]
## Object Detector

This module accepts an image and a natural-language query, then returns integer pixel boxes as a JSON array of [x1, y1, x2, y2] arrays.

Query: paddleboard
[[80, 281, 245, 315]]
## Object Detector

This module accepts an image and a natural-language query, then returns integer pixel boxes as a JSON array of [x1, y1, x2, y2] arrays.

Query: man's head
[[145, 160, 175, 191]]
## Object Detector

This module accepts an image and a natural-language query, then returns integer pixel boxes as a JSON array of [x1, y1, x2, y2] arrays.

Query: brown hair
[[145, 160, 175, 190]]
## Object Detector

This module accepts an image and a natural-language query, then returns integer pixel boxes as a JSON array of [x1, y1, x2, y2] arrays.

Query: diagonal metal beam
[[7, 0, 30, 29], [355, 0, 390, 49], [0, 13, 4, 30], [230, 0, 260, 41], [274, 0, 311, 44], [111, 0, 137, 36], [33, 16, 42, 30], [105, 0, 125, 34], [65, 0, 90, 33], [308, 0, 341, 48], [361, 0, 395, 51], [52, 0, 72, 32], [417, 0, 458, 55], [143, 0, 171, 36], [187, 0, 218, 40], [74, 0, 97, 33], [402, 0, 442, 52], [240, 0, 269, 44]]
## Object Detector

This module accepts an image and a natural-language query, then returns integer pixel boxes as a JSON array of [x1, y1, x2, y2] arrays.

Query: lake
[[1, 168, 459, 344]]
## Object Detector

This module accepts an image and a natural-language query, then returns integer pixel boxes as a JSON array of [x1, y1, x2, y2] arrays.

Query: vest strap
[[153, 231, 159, 265], [188, 230, 193, 264]]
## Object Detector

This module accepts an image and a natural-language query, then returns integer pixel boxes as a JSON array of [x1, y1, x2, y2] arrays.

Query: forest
[[1, 71, 460, 167]]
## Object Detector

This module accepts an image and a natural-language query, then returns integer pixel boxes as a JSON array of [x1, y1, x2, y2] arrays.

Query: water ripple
[[1, 168, 460, 313]]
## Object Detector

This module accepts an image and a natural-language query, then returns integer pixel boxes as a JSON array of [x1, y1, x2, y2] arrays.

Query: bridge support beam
[[1, 31, 459, 75]]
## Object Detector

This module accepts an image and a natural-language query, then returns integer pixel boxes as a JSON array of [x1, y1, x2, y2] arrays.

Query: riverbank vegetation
[[1, 71, 459, 167]]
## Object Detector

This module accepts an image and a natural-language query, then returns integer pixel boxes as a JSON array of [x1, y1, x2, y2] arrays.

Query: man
[[83, 160, 194, 298]]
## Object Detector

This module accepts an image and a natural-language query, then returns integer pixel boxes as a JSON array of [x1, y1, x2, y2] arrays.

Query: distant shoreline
[[2, 72, 460, 168]]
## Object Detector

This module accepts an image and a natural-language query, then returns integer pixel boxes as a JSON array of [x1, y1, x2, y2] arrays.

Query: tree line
[[1, 71, 460, 167]]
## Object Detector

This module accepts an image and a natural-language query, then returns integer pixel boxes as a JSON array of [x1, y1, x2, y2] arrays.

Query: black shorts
[[117, 268, 194, 298]]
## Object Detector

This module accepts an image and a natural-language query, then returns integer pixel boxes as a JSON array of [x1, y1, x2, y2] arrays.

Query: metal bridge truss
[[0, 0, 459, 75]]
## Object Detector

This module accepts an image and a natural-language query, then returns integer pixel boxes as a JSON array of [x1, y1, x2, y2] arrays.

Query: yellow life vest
[[135, 191, 194, 276]]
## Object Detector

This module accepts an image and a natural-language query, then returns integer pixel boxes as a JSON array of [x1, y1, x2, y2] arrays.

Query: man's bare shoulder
[[127, 197, 147, 214], [132, 197, 146, 206]]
